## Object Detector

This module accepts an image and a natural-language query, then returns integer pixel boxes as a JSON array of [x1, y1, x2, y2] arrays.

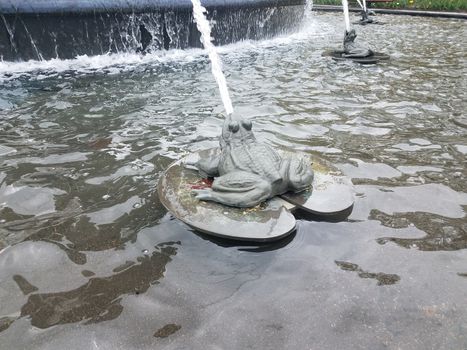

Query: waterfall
[[304, 0, 314, 20], [191, 0, 234, 116]]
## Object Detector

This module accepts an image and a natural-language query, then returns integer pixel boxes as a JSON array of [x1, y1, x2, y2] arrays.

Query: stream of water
[[191, 0, 234, 115]]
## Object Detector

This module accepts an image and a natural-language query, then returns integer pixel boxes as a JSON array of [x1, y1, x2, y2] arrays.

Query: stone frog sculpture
[[343, 29, 374, 58], [358, 10, 374, 25], [190, 114, 314, 208]]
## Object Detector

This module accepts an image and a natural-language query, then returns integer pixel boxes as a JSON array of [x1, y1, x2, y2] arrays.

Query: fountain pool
[[0, 12, 466, 350]]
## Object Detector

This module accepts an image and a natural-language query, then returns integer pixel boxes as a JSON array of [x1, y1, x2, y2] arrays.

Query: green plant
[[312, 0, 467, 11]]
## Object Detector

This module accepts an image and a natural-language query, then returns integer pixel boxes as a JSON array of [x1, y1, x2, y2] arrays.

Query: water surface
[[0, 12, 466, 350]]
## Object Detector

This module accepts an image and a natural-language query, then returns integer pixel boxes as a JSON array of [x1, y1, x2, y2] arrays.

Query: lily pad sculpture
[[324, 29, 390, 64], [324, 0, 389, 64], [158, 115, 354, 242]]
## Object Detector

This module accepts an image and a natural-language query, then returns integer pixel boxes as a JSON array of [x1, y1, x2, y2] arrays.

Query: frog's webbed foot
[[191, 188, 214, 201], [192, 171, 272, 208]]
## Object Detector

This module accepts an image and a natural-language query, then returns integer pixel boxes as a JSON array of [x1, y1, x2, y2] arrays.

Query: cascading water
[[191, 0, 234, 115], [304, 0, 314, 20], [0, 1, 307, 62]]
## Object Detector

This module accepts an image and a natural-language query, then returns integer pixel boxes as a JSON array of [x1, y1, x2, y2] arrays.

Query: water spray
[[342, 0, 351, 33], [191, 0, 234, 116], [355, 0, 364, 10], [304, 0, 314, 20]]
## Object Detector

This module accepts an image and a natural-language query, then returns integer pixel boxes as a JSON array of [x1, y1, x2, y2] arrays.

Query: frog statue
[[358, 10, 374, 25], [189, 114, 314, 208], [343, 29, 374, 58]]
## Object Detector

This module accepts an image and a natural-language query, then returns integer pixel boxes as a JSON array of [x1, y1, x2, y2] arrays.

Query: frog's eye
[[241, 120, 252, 131], [228, 122, 240, 133]]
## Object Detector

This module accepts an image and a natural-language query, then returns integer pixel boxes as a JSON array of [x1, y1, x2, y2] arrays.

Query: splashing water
[[191, 0, 234, 115], [304, 0, 314, 21], [342, 0, 351, 32]]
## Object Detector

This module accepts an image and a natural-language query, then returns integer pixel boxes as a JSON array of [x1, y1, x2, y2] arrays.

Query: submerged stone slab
[[281, 153, 354, 216], [158, 150, 297, 242]]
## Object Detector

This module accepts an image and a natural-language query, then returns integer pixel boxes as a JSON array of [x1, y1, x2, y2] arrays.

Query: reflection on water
[[0, 12, 466, 350], [372, 210, 467, 251], [19, 242, 178, 329], [335, 260, 400, 286], [13, 274, 39, 295]]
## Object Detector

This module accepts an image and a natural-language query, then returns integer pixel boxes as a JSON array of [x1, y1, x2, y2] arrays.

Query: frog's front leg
[[192, 171, 272, 208], [194, 155, 220, 177], [185, 149, 220, 177]]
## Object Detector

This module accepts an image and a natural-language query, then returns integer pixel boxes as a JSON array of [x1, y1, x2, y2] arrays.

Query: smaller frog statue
[[343, 29, 374, 58], [358, 10, 374, 25], [189, 114, 314, 208]]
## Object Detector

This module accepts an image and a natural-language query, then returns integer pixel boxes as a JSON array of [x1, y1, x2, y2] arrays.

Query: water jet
[[157, 0, 354, 241]]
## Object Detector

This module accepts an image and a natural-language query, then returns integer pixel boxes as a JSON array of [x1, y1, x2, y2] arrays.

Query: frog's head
[[221, 115, 256, 147], [344, 29, 357, 44]]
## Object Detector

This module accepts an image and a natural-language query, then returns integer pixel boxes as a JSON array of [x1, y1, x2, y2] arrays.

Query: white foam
[[0, 14, 329, 83]]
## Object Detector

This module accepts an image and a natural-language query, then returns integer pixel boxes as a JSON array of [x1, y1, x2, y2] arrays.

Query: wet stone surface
[[0, 12, 466, 350]]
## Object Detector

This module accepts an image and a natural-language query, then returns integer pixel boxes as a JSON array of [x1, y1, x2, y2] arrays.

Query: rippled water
[[0, 12, 466, 350]]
